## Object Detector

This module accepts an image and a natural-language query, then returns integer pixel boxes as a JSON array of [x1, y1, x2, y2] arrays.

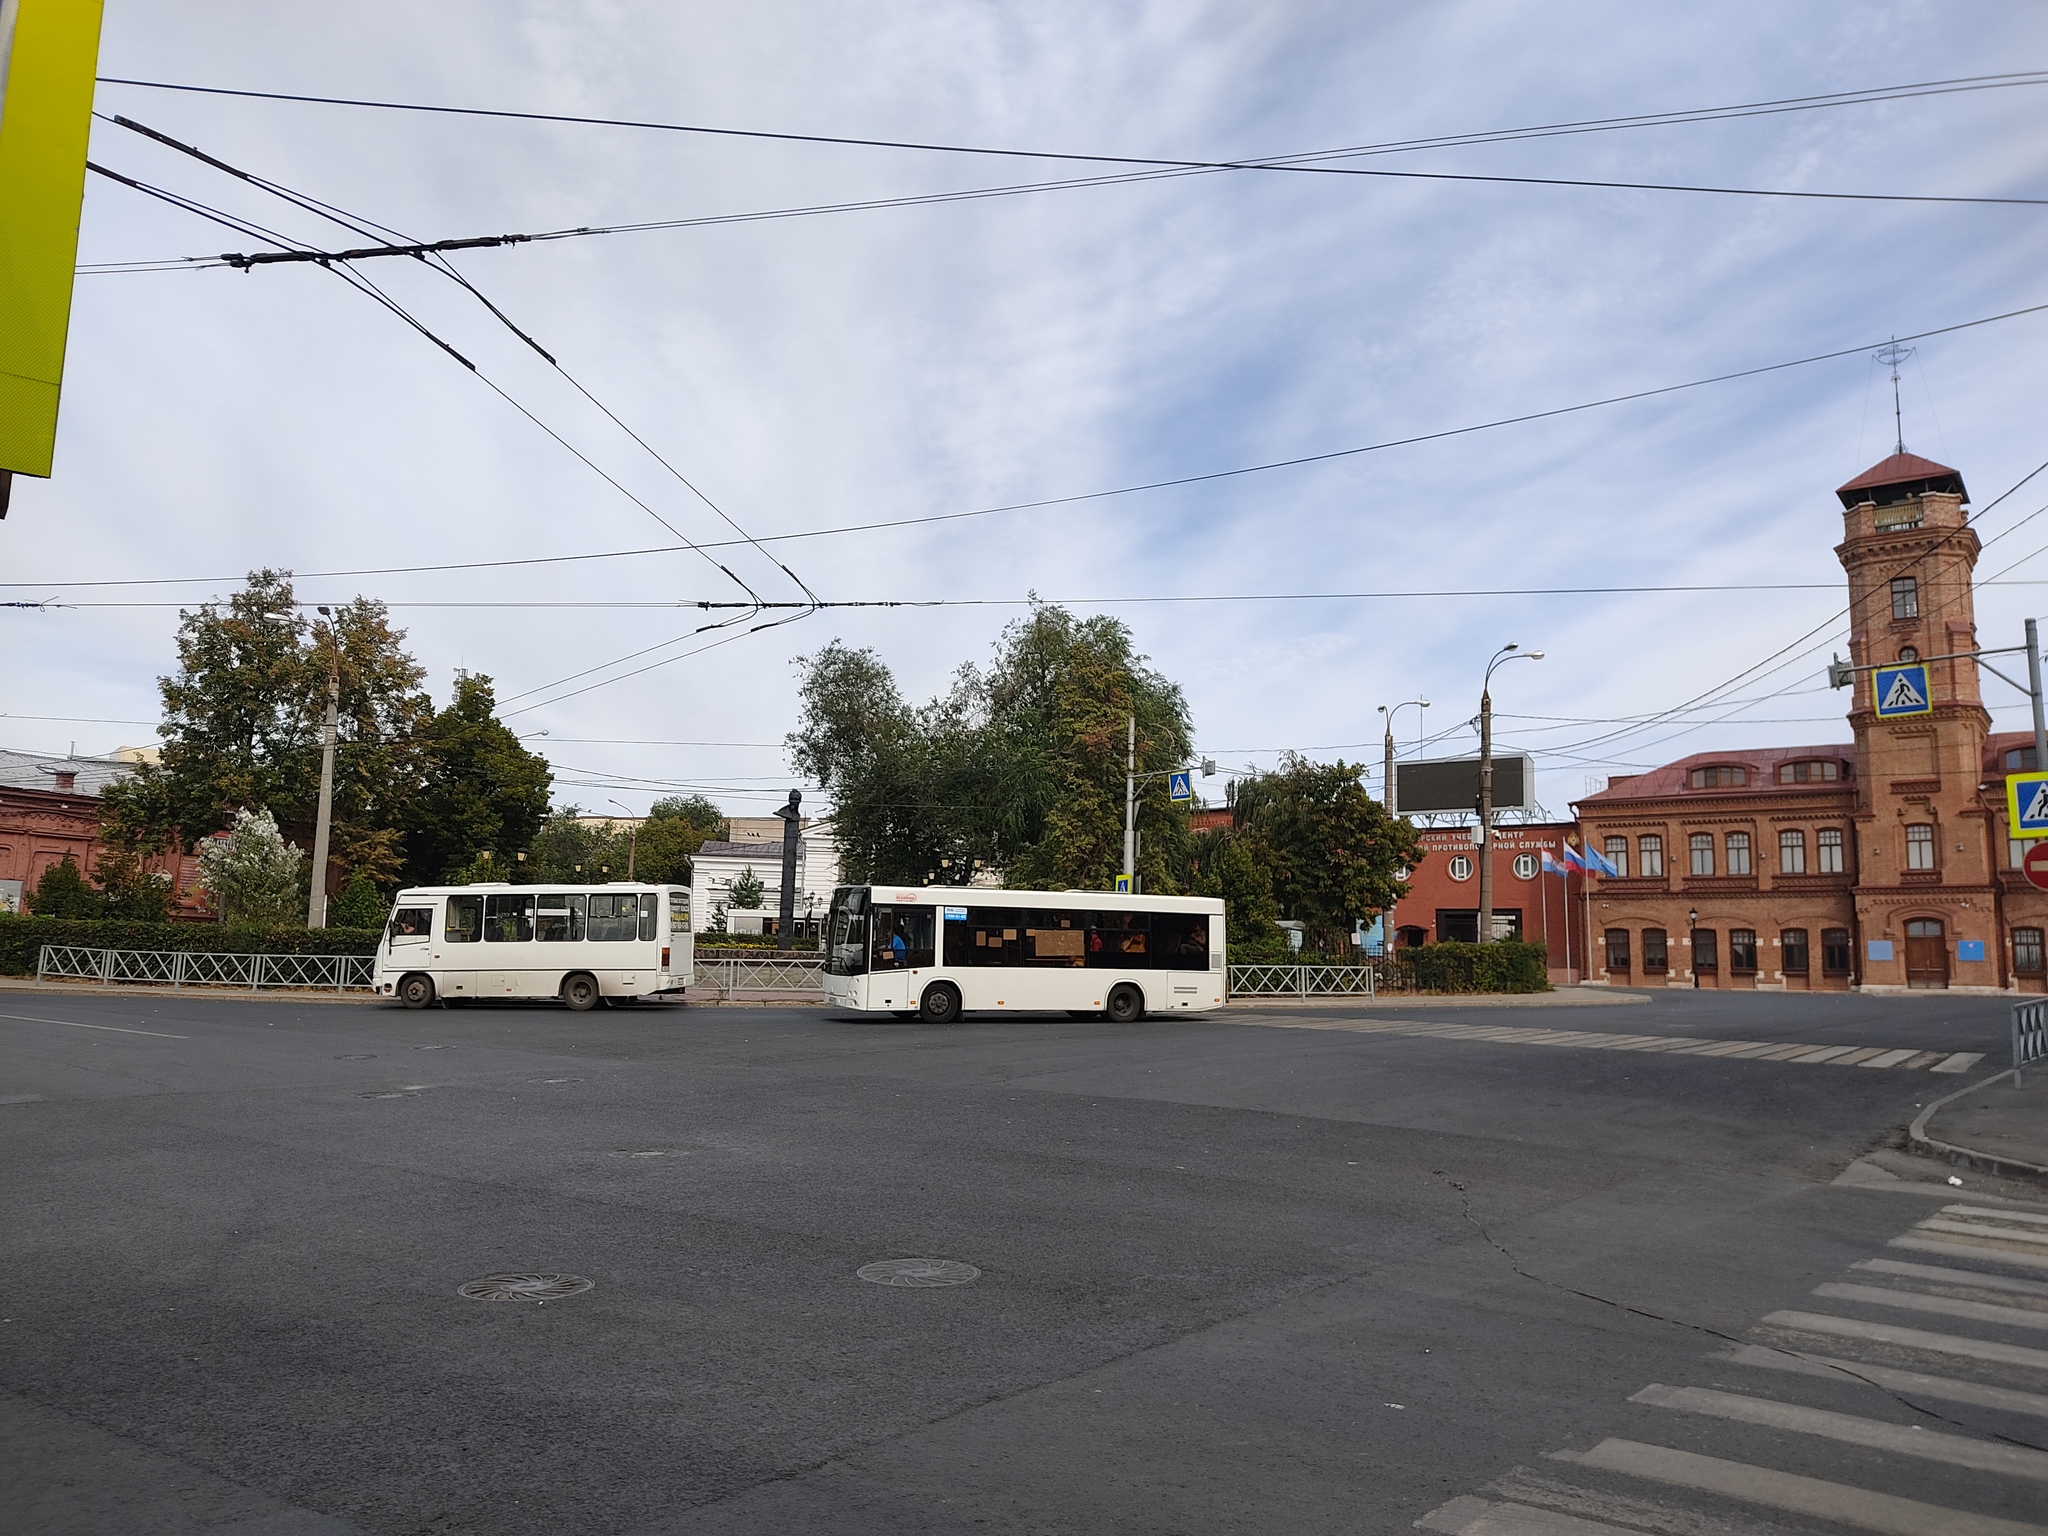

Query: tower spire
[[1873, 339, 1914, 456]]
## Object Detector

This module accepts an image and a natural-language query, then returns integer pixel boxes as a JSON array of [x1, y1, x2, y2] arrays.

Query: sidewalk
[[1226, 987, 1647, 1010], [1918, 1066, 2048, 1182]]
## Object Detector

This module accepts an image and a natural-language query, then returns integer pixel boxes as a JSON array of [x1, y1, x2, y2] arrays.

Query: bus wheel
[[562, 973, 602, 1012], [1105, 984, 1144, 1023], [918, 982, 962, 1024], [397, 973, 435, 1010]]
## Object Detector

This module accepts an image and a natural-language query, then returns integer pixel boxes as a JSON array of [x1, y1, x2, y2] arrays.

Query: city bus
[[372, 884, 693, 1010], [821, 885, 1226, 1022]]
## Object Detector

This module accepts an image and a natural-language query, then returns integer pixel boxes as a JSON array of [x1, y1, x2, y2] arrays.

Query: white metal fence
[[2015, 997, 2047, 1086], [35, 945, 373, 992], [692, 956, 826, 999], [1226, 964, 1376, 998]]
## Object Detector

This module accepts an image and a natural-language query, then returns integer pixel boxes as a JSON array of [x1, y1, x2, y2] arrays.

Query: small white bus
[[372, 883, 693, 1010], [821, 885, 1225, 1022]]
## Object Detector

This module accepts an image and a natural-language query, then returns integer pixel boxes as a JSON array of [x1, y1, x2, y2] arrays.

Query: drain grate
[[458, 1273, 593, 1302], [856, 1258, 980, 1288]]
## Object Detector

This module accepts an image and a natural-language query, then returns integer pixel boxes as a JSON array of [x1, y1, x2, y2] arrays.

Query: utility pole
[[2029, 617, 2047, 775], [306, 607, 340, 928], [607, 799, 640, 881], [1123, 714, 1137, 881]]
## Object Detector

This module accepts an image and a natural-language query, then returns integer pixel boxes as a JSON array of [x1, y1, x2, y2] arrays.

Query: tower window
[[1905, 823, 1936, 870], [1890, 577, 1919, 619], [1898, 646, 1919, 662]]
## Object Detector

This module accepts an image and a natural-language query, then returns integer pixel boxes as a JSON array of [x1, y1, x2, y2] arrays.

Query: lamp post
[[1377, 698, 1429, 817], [1121, 713, 1215, 889], [1477, 645, 1543, 944], [306, 605, 341, 928], [1688, 908, 1701, 988], [608, 800, 639, 881]]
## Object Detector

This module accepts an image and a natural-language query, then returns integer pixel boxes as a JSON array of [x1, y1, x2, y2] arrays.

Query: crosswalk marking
[[1720, 1342, 2048, 1417], [1629, 1382, 2048, 1481], [1415, 1496, 1645, 1535], [1239, 1012, 1986, 1071], [1892, 1235, 2048, 1273], [1762, 1308, 2048, 1369], [1854, 1257, 2048, 1297], [1550, 1438, 2048, 1536], [1920, 1218, 2048, 1248], [1813, 1280, 2048, 1331], [1948, 1204, 2048, 1227]]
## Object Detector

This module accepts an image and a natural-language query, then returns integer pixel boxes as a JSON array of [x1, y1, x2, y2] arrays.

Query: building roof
[[1835, 451, 1968, 507], [1577, 745, 1854, 805], [696, 839, 804, 861], [0, 747, 138, 798]]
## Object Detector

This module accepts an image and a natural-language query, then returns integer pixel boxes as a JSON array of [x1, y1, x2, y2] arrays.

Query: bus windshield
[[825, 887, 868, 975]]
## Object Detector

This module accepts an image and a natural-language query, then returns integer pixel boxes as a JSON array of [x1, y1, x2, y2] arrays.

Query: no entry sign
[[2022, 841, 2048, 892]]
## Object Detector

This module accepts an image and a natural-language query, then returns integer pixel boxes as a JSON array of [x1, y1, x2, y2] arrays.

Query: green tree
[[728, 866, 765, 909], [92, 849, 173, 922], [402, 674, 553, 885], [199, 808, 308, 924], [26, 856, 99, 918], [526, 809, 628, 883], [1184, 826, 1288, 961], [328, 870, 389, 929], [634, 795, 725, 883], [1232, 755, 1421, 951]]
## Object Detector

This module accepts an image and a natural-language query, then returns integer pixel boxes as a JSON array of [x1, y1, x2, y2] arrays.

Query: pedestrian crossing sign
[[1168, 770, 1193, 802], [2009, 769, 2048, 839], [1871, 662, 1931, 718], [1114, 873, 1132, 893]]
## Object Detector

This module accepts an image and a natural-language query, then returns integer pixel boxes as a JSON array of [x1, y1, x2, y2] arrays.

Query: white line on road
[[0, 1011, 187, 1039], [1721, 1343, 2048, 1419], [1763, 1309, 2048, 1369], [1892, 1237, 2048, 1274], [1415, 1494, 1646, 1535], [1933, 1052, 1988, 1073], [1919, 1219, 2048, 1248], [1630, 1382, 2048, 1481], [1948, 1205, 2048, 1227], [1814, 1281, 2048, 1331], [1554, 1437, 2048, 1536], [1856, 1258, 2048, 1298]]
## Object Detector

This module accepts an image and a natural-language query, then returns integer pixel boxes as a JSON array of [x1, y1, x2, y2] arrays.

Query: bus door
[[437, 892, 484, 997], [387, 898, 436, 964]]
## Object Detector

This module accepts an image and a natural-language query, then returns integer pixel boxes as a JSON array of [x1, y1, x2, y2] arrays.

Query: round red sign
[[2022, 841, 2048, 892]]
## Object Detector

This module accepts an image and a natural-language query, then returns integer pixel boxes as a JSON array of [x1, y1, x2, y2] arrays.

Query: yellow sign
[[2008, 769, 2048, 840], [0, 0, 106, 478]]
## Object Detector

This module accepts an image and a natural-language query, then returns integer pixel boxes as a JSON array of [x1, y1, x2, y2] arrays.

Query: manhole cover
[[415, 1044, 454, 1051], [358, 1090, 417, 1100], [608, 1148, 684, 1158], [335, 1053, 376, 1060], [856, 1258, 980, 1288], [458, 1273, 593, 1302]]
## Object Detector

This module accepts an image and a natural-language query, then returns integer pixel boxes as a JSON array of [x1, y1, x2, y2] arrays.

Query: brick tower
[[1836, 451, 1998, 989]]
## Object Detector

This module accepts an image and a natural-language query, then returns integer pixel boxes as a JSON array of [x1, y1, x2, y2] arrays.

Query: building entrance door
[[1904, 918, 1949, 989]]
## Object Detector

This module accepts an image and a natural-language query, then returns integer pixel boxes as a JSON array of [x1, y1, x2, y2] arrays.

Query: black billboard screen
[[1395, 756, 1531, 813]]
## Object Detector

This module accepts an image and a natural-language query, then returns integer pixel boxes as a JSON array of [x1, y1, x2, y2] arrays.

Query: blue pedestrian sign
[[2009, 770, 2048, 839], [1114, 873, 1133, 893], [1167, 770, 1193, 802], [1871, 663, 1931, 718]]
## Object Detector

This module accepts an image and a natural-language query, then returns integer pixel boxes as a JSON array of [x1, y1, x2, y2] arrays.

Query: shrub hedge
[[0, 916, 381, 976], [693, 931, 818, 951], [1391, 940, 1550, 994]]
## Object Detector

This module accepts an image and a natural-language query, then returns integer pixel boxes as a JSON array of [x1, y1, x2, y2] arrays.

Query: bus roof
[[838, 884, 1221, 911]]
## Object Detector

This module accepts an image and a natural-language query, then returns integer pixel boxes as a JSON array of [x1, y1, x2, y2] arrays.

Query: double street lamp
[[1377, 698, 1429, 816], [1477, 643, 1543, 944]]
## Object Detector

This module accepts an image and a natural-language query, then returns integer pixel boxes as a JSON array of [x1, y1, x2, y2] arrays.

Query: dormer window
[[1777, 760, 1842, 784], [1689, 765, 1747, 789], [2008, 748, 2039, 772]]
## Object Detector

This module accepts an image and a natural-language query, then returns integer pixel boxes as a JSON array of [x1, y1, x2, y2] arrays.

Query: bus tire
[[562, 973, 602, 1012], [918, 982, 962, 1024], [1105, 984, 1145, 1023], [397, 973, 435, 1010]]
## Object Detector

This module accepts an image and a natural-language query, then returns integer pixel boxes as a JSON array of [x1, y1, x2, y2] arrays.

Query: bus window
[[445, 895, 482, 943], [826, 888, 868, 975], [949, 908, 1024, 966], [1024, 911, 1086, 967], [1153, 912, 1210, 968], [1088, 912, 1149, 965], [389, 905, 434, 946], [667, 889, 690, 934], [588, 892, 638, 942], [871, 906, 936, 969], [536, 894, 586, 943], [484, 894, 535, 942], [639, 893, 658, 943]]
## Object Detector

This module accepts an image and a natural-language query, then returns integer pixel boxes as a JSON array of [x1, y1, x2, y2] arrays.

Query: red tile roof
[[1836, 452, 1962, 496], [1578, 745, 1854, 804]]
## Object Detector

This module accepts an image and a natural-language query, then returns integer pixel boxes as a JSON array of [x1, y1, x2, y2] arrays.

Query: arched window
[[1689, 765, 1747, 789], [1777, 760, 1841, 783]]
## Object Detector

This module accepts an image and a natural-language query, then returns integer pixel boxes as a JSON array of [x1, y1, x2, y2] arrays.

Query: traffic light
[[1827, 654, 1855, 690]]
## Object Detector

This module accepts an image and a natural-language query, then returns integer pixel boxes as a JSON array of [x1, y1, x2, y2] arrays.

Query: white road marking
[[0, 1011, 186, 1039], [1414, 1495, 1645, 1535], [1630, 1382, 2048, 1481], [1862, 1048, 1918, 1068], [1892, 1236, 2048, 1274], [1919, 1219, 2048, 1248], [1555, 1437, 2048, 1536], [1814, 1281, 2048, 1331], [1947, 1205, 2048, 1227], [1932, 1052, 1988, 1073], [1763, 1309, 2048, 1369], [1721, 1343, 2048, 1419], [1855, 1258, 2048, 1298]]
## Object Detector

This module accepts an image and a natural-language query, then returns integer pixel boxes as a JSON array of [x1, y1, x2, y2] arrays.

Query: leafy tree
[[199, 808, 308, 924], [26, 856, 99, 918], [1184, 826, 1288, 961], [728, 866, 765, 909], [630, 794, 726, 884], [402, 674, 553, 885], [92, 850, 173, 922], [328, 870, 389, 929], [526, 809, 628, 883], [649, 795, 726, 837], [1232, 755, 1421, 951]]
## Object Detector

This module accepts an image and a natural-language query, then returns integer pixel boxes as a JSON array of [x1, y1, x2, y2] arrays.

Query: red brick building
[[0, 748, 202, 915], [1384, 822, 1594, 983], [1575, 450, 2048, 992]]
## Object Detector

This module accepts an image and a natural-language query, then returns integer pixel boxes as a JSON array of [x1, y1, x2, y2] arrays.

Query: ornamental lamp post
[[1377, 698, 1429, 818], [1477, 645, 1543, 944], [1689, 908, 1701, 989]]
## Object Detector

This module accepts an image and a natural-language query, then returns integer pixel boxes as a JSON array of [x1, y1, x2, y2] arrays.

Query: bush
[[693, 931, 817, 951], [1392, 940, 1550, 994], [328, 871, 389, 929], [0, 916, 380, 977]]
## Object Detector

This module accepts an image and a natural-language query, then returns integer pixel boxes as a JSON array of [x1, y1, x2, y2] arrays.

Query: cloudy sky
[[7, 1, 2047, 824]]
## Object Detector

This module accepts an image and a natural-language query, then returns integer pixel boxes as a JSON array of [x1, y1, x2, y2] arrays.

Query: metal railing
[[1227, 963, 1376, 998], [692, 956, 826, 999], [36, 945, 373, 992], [2016, 997, 2047, 1087]]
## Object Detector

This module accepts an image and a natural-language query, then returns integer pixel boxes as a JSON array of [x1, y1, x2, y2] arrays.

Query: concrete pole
[[1477, 687, 1495, 943], [1384, 719, 1396, 819], [2029, 617, 2047, 775], [306, 665, 339, 929], [1123, 714, 1137, 881]]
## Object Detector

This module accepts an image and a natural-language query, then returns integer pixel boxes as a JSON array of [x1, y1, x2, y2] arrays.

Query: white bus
[[372, 884, 693, 1010], [821, 885, 1225, 1022]]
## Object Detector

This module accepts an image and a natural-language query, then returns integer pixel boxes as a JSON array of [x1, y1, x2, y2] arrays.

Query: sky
[[6, 0, 2047, 826]]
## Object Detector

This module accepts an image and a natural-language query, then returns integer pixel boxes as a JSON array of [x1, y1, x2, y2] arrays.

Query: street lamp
[[1377, 698, 1429, 817], [307, 604, 341, 928], [1477, 644, 1544, 944], [1689, 907, 1700, 989]]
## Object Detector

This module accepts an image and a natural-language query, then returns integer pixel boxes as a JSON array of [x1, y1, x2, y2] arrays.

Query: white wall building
[[690, 818, 841, 936]]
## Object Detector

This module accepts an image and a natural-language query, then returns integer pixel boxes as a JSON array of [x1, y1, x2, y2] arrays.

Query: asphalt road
[[2, 987, 2041, 1535]]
